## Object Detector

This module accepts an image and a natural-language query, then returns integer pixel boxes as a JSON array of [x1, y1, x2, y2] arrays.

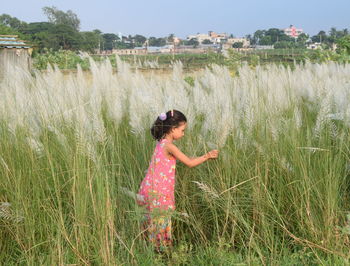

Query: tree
[[102, 33, 119, 50], [274, 41, 304, 49], [297, 33, 309, 45], [187, 38, 199, 47], [20, 22, 55, 50], [134, 34, 147, 47], [79, 31, 101, 52], [311, 31, 327, 43], [337, 35, 350, 54], [0, 24, 21, 36], [148, 37, 166, 47], [260, 35, 272, 45], [232, 42, 243, 48], [202, 39, 213, 44], [253, 30, 265, 44], [167, 33, 175, 43], [0, 14, 27, 31], [49, 24, 80, 50], [43, 6, 80, 31]]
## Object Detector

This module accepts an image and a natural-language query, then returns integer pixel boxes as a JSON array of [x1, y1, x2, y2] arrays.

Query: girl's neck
[[164, 135, 174, 143]]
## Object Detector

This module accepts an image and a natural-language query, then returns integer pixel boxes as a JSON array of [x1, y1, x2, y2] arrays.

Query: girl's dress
[[137, 138, 176, 249]]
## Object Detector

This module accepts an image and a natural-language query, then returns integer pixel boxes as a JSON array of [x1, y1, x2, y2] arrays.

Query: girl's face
[[171, 122, 187, 140]]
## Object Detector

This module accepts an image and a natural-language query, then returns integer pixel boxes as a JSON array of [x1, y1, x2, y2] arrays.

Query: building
[[0, 35, 32, 77], [208, 31, 228, 43], [223, 37, 250, 50], [112, 47, 147, 55], [187, 33, 212, 43], [284, 25, 303, 38], [307, 42, 323, 50], [187, 31, 228, 44]]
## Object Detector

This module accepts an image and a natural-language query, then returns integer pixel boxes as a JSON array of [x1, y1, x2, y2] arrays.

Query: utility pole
[[172, 39, 175, 60]]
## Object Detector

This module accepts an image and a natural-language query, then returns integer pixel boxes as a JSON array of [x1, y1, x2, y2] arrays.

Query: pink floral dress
[[137, 138, 176, 249]]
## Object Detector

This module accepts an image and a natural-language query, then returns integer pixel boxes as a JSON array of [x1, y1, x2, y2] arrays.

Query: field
[[32, 48, 349, 71], [1, 56, 350, 265]]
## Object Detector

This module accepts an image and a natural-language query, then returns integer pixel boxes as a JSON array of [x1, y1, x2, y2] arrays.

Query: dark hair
[[151, 110, 187, 141]]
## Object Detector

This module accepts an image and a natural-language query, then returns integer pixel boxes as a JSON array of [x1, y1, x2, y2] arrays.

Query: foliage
[[42, 6, 80, 31], [102, 33, 119, 50], [33, 49, 90, 69], [274, 41, 305, 49], [0, 24, 21, 36], [79, 31, 101, 53], [186, 38, 199, 47], [252, 28, 294, 45], [337, 35, 350, 55], [202, 39, 213, 44], [232, 42, 243, 48], [148, 37, 166, 47], [0, 14, 27, 31]]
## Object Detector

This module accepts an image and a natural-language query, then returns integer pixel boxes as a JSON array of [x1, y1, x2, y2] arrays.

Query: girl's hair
[[151, 110, 187, 141]]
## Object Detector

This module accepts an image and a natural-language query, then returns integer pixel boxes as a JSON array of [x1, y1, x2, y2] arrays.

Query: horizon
[[1, 0, 349, 38]]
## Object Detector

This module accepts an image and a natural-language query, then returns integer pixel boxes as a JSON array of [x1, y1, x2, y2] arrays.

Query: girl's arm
[[165, 143, 218, 168]]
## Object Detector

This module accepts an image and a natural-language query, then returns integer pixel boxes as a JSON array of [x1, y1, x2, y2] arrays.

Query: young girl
[[137, 109, 219, 251]]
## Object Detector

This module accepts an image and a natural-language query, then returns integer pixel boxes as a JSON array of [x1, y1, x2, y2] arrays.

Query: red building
[[284, 25, 303, 38]]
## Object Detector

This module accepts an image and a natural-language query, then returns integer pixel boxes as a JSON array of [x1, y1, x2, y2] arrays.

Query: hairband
[[159, 113, 167, 121], [159, 110, 174, 121]]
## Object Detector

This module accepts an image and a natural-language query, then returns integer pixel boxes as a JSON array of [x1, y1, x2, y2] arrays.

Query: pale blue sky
[[1, 0, 349, 38]]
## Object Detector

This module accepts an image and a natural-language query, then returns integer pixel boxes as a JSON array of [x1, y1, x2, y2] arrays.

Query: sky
[[1, 0, 349, 38]]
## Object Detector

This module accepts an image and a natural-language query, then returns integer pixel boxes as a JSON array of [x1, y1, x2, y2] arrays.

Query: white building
[[187, 31, 228, 44], [187, 33, 212, 43]]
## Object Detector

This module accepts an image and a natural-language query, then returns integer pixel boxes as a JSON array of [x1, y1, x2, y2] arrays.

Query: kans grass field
[[1, 56, 350, 265]]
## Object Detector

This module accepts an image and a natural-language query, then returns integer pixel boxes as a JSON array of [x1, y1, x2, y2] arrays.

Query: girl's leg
[[147, 212, 172, 252]]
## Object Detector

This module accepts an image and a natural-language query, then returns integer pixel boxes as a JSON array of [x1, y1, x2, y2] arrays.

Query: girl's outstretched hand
[[206, 150, 219, 159]]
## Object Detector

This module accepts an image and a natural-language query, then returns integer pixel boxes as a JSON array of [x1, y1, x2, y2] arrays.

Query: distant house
[[187, 31, 228, 44], [307, 42, 322, 50], [0, 35, 32, 77], [112, 47, 147, 55]]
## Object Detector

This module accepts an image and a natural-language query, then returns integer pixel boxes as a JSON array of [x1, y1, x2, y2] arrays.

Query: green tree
[[20, 22, 55, 50], [232, 42, 243, 48], [337, 35, 350, 54], [102, 33, 119, 50], [202, 39, 213, 44], [0, 14, 27, 31], [297, 33, 309, 44], [0, 24, 21, 35], [187, 38, 199, 47], [79, 31, 101, 52], [311, 31, 327, 43], [49, 24, 80, 50], [167, 33, 175, 43], [42, 6, 80, 31], [134, 34, 146, 47], [148, 37, 166, 47], [253, 30, 265, 44]]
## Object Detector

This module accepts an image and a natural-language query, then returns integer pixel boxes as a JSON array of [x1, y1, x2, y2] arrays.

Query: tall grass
[[1, 57, 350, 264]]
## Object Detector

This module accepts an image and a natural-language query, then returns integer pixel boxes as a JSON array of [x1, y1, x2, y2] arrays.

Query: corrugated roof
[[0, 35, 31, 49], [0, 41, 26, 45], [0, 37, 16, 41]]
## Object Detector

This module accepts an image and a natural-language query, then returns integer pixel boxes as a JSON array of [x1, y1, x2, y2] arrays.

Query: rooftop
[[0, 35, 31, 49]]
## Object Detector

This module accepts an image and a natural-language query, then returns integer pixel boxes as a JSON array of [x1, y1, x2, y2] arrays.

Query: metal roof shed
[[0, 35, 33, 78]]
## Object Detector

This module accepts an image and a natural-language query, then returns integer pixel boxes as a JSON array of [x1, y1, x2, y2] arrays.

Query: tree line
[[1, 7, 349, 54], [246, 27, 349, 49], [0, 7, 174, 53]]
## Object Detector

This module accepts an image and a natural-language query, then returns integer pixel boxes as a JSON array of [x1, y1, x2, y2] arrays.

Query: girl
[[137, 109, 219, 251]]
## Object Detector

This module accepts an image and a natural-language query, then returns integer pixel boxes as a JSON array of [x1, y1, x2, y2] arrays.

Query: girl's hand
[[205, 150, 219, 159]]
